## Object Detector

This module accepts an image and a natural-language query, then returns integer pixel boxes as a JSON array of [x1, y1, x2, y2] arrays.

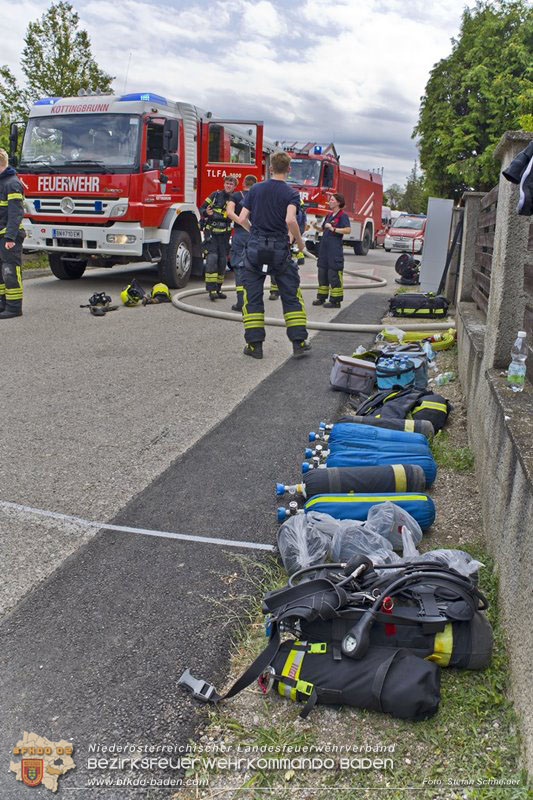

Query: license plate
[[53, 228, 82, 240]]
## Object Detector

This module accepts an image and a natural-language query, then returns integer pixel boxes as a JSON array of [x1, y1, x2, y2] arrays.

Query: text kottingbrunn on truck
[[280, 142, 383, 256], [11, 91, 273, 287]]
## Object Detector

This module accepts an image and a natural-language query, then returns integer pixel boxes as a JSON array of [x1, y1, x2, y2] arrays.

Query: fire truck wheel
[[160, 230, 193, 289], [48, 253, 87, 280], [353, 226, 372, 256]]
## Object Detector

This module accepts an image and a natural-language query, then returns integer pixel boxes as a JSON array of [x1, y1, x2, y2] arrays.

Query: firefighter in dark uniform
[[270, 195, 306, 300], [313, 193, 351, 308], [0, 149, 25, 319], [200, 176, 237, 301], [226, 174, 257, 312], [237, 151, 310, 360]]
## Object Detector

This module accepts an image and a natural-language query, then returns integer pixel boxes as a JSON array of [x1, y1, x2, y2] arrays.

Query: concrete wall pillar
[[483, 131, 533, 369], [457, 192, 484, 302]]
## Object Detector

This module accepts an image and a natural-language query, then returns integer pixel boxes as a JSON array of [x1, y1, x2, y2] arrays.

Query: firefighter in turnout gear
[[200, 176, 237, 301], [226, 174, 257, 312], [270, 197, 305, 300], [236, 151, 310, 360], [0, 149, 25, 319], [313, 193, 351, 308]]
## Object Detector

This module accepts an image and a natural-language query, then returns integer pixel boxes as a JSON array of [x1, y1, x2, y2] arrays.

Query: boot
[[292, 340, 311, 358], [216, 290, 227, 299], [323, 300, 341, 308], [209, 291, 217, 302], [0, 300, 22, 319], [0, 297, 5, 314], [312, 298, 325, 306], [268, 290, 279, 300], [243, 342, 263, 359], [231, 303, 243, 312]]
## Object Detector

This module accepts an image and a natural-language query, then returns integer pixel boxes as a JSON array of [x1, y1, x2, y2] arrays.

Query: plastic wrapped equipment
[[277, 513, 331, 576], [365, 502, 423, 550]]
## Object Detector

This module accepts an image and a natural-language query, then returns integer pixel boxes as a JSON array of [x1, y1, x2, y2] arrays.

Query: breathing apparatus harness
[[178, 556, 488, 714]]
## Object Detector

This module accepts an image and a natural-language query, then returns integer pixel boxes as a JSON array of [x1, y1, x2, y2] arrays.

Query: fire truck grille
[[27, 197, 115, 216]]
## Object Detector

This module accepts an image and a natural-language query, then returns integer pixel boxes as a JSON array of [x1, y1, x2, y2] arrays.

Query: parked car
[[384, 214, 427, 254]]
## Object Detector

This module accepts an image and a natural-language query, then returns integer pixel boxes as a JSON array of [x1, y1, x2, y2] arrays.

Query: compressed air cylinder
[[325, 422, 429, 449], [303, 493, 436, 531], [303, 464, 426, 497], [331, 416, 434, 439], [324, 447, 437, 488]]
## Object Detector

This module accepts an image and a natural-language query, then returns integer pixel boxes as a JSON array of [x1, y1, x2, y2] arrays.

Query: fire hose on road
[[171, 267, 456, 333]]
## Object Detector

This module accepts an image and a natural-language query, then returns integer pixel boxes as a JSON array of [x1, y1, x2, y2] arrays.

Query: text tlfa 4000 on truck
[[12, 91, 271, 287]]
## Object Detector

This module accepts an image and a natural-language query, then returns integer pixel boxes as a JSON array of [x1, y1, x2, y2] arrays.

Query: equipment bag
[[352, 388, 452, 433], [302, 464, 426, 497], [303, 493, 436, 531], [388, 293, 450, 318], [270, 641, 440, 720], [335, 415, 434, 439], [376, 356, 416, 390], [330, 355, 376, 395], [411, 393, 452, 432]]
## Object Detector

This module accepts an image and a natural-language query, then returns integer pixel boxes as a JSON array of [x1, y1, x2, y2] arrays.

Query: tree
[[0, 2, 113, 130], [413, 0, 533, 200], [384, 183, 404, 209], [402, 162, 429, 214]]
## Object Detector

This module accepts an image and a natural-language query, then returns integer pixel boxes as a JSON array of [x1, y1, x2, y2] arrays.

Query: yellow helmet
[[151, 283, 171, 300], [120, 279, 145, 306]]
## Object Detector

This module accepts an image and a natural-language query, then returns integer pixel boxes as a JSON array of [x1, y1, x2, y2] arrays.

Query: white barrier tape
[[0, 500, 276, 552]]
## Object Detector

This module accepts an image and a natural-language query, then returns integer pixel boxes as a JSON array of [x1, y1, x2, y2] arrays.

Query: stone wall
[[456, 131, 533, 772]]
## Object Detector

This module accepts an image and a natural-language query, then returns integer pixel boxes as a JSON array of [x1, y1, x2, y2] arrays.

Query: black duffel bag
[[388, 292, 450, 318], [270, 641, 440, 720]]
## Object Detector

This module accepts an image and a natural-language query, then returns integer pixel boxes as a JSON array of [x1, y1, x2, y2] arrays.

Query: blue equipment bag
[[303, 493, 436, 531], [376, 356, 416, 390]]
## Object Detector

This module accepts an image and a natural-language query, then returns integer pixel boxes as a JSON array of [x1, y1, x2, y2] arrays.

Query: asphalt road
[[0, 250, 395, 798]]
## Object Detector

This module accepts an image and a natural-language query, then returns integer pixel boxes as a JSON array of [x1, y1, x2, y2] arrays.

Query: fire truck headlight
[[106, 234, 136, 244], [109, 204, 128, 218]]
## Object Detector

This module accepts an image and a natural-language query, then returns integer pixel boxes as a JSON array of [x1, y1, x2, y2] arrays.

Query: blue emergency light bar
[[35, 98, 61, 106], [118, 93, 168, 105]]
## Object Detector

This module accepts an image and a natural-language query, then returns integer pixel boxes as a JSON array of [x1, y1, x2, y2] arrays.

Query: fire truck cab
[[281, 142, 383, 256], [12, 91, 271, 287]]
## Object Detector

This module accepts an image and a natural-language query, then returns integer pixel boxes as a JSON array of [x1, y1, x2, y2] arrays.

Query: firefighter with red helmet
[[200, 176, 237, 301]]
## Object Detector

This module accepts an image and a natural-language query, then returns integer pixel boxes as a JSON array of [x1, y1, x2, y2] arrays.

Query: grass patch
[[22, 251, 50, 270], [431, 430, 475, 472]]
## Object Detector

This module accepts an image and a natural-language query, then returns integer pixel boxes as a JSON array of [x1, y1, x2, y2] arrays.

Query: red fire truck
[[280, 142, 383, 255], [10, 91, 273, 287]]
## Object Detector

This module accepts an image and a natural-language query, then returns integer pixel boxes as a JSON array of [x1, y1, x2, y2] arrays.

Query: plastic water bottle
[[507, 331, 527, 392], [422, 340, 437, 373], [434, 371, 455, 386]]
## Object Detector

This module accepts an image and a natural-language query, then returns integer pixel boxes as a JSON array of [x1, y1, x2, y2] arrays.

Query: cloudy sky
[[2, 0, 473, 187]]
